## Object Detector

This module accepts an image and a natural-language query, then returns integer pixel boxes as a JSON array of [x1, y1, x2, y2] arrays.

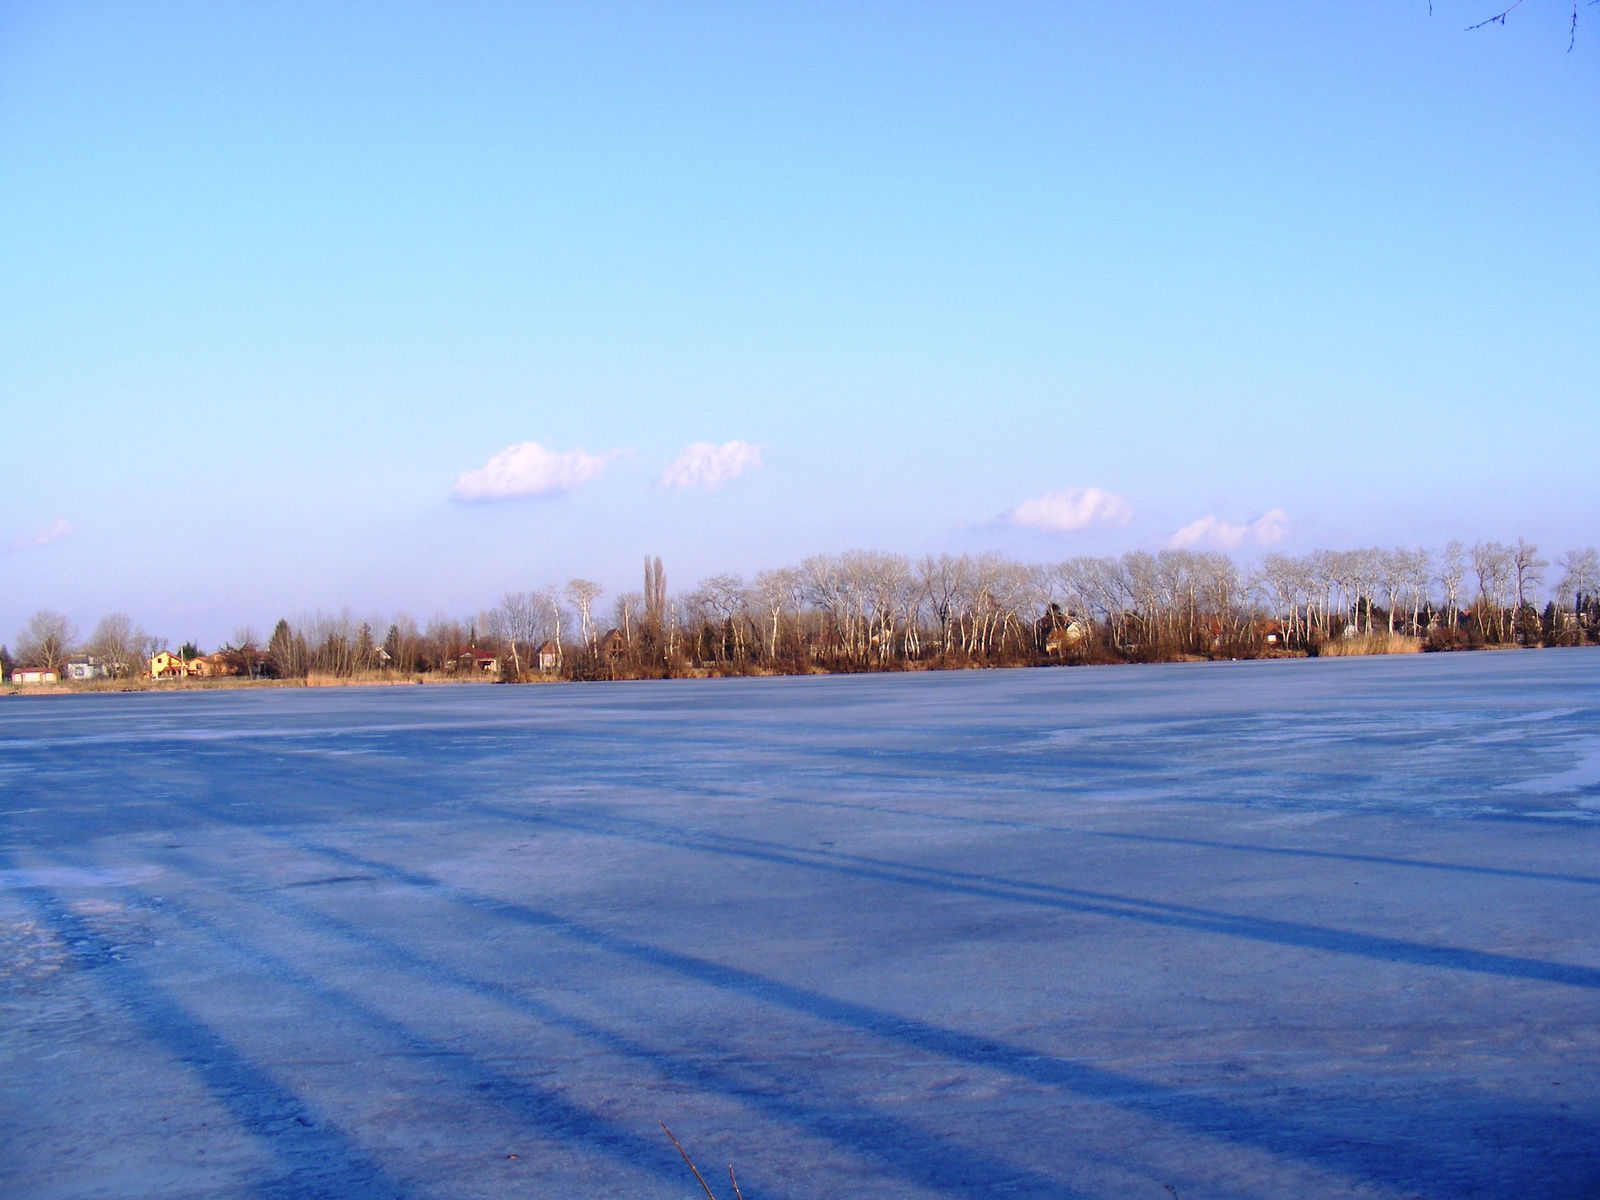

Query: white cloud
[[1003, 487, 1132, 532], [5, 517, 74, 552], [452, 441, 623, 501], [1169, 508, 1290, 550], [657, 440, 763, 491], [1252, 509, 1291, 544]]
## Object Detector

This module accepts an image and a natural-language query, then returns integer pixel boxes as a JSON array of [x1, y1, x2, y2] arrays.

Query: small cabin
[[1043, 621, 1086, 655], [11, 667, 58, 684], [1038, 603, 1086, 655], [597, 629, 627, 660], [536, 640, 560, 672], [455, 647, 499, 676]]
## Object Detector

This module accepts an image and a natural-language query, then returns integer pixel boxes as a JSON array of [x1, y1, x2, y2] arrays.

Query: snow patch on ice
[[1505, 707, 1580, 724], [1241, 811, 1339, 829], [0, 865, 161, 888], [1503, 740, 1600, 795]]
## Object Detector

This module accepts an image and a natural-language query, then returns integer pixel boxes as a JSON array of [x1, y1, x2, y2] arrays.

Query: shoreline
[[0, 640, 1580, 697]]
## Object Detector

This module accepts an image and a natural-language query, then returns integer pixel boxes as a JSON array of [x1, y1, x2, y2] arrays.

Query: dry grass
[[1317, 632, 1422, 656], [0, 671, 453, 696], [302, 671, 431, 687]]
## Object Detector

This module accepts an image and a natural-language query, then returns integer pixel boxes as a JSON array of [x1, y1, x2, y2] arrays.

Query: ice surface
[[2, 650, 1598, 1199]]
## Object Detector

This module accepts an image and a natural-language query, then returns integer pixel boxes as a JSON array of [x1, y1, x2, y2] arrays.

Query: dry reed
[[660, 1122, 743, 1200], [1316, 632, 1422, 656]]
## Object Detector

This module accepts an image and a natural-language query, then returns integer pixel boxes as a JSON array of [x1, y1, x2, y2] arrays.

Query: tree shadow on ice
[[252, 832, 1599, 1200], [64, 766, 1599, 1198], [130, 860, 1118, 1200], [469, 801, 1600, 992], [752, 792, 1600, 887], [99, 878, 823, 1200], [4, 877, 416, 1200]]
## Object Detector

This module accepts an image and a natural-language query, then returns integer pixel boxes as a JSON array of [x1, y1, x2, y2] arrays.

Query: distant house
[[597, 628, 628, 660], [149, 650, 188, 679], [455, 647, 499, 676], [64, 656, 109, 681], [536, 640, 560, 672], [1254, 618, 1285, 646], [1037, 603, 1086, 655], [187, 653, 242, 679], [11, 667, 58, 684], [1043, 622, 1087, 655]]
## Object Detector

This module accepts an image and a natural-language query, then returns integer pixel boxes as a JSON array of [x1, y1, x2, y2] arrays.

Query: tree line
[[8, 540, 1598, 685]]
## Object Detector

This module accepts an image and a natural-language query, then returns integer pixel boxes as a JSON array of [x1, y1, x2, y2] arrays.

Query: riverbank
[[1, 671, 460, 696], [3, 637, 1579, 696]]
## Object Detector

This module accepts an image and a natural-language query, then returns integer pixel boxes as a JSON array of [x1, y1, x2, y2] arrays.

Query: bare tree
[[1439, 541, 1467, 630], [918, 554, 969, 657], [801, 554, 846, 656], [1358, 549, 1389, 634], [1404, 547, 1432, 634], [966, 552, 1010, 656], [1557, 547, 1598, 607], [139, 630, 169, 667], [612, 591, 644, 646], [16, 611, 77, 672], [291, 609, 374, 676], [859, 552, 912, 663], [540, 586, 567, 668], [89, 613, 144, 678], [751, 568, 801, 658], [644, 557, 667, 627], [1378, 550, 1408, 634], [499, 592, 540, 678], [227, 624, 264, 678], [1511, 538, 1548, 611], [383, 614, 422, 673], [1258, 554, 1303, 642], [566, 580, 604, 647], [1471, 542, 1513, 641]]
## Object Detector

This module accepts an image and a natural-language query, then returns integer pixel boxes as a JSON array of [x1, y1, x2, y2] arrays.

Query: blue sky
[[2, 1, 1596, 644]]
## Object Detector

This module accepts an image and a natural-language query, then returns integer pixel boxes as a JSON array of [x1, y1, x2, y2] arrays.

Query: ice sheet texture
[[2, 650, 1598, 1199]]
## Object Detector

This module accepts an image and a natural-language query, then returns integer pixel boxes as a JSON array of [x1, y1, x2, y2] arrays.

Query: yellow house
[[149, 650, 189, 679], [188, 653, 240, 678]]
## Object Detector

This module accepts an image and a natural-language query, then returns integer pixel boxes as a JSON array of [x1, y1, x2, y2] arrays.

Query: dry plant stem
[[1466, 0, 1530, 29], [660, 1121, 719, 1200], [728, 1164, 745, 1200]]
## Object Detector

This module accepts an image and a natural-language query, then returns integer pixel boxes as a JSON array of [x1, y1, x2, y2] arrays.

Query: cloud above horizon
[[657, 440, 763, 491], [452, 441, 624, 501], [1002, 487, 1132, 532], [5, 516, 74, 552], [1169, 509, 1290, 550]]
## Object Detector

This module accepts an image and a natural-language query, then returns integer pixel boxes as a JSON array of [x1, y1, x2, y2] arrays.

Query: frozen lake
[[2, 651, 1599, 1200]]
